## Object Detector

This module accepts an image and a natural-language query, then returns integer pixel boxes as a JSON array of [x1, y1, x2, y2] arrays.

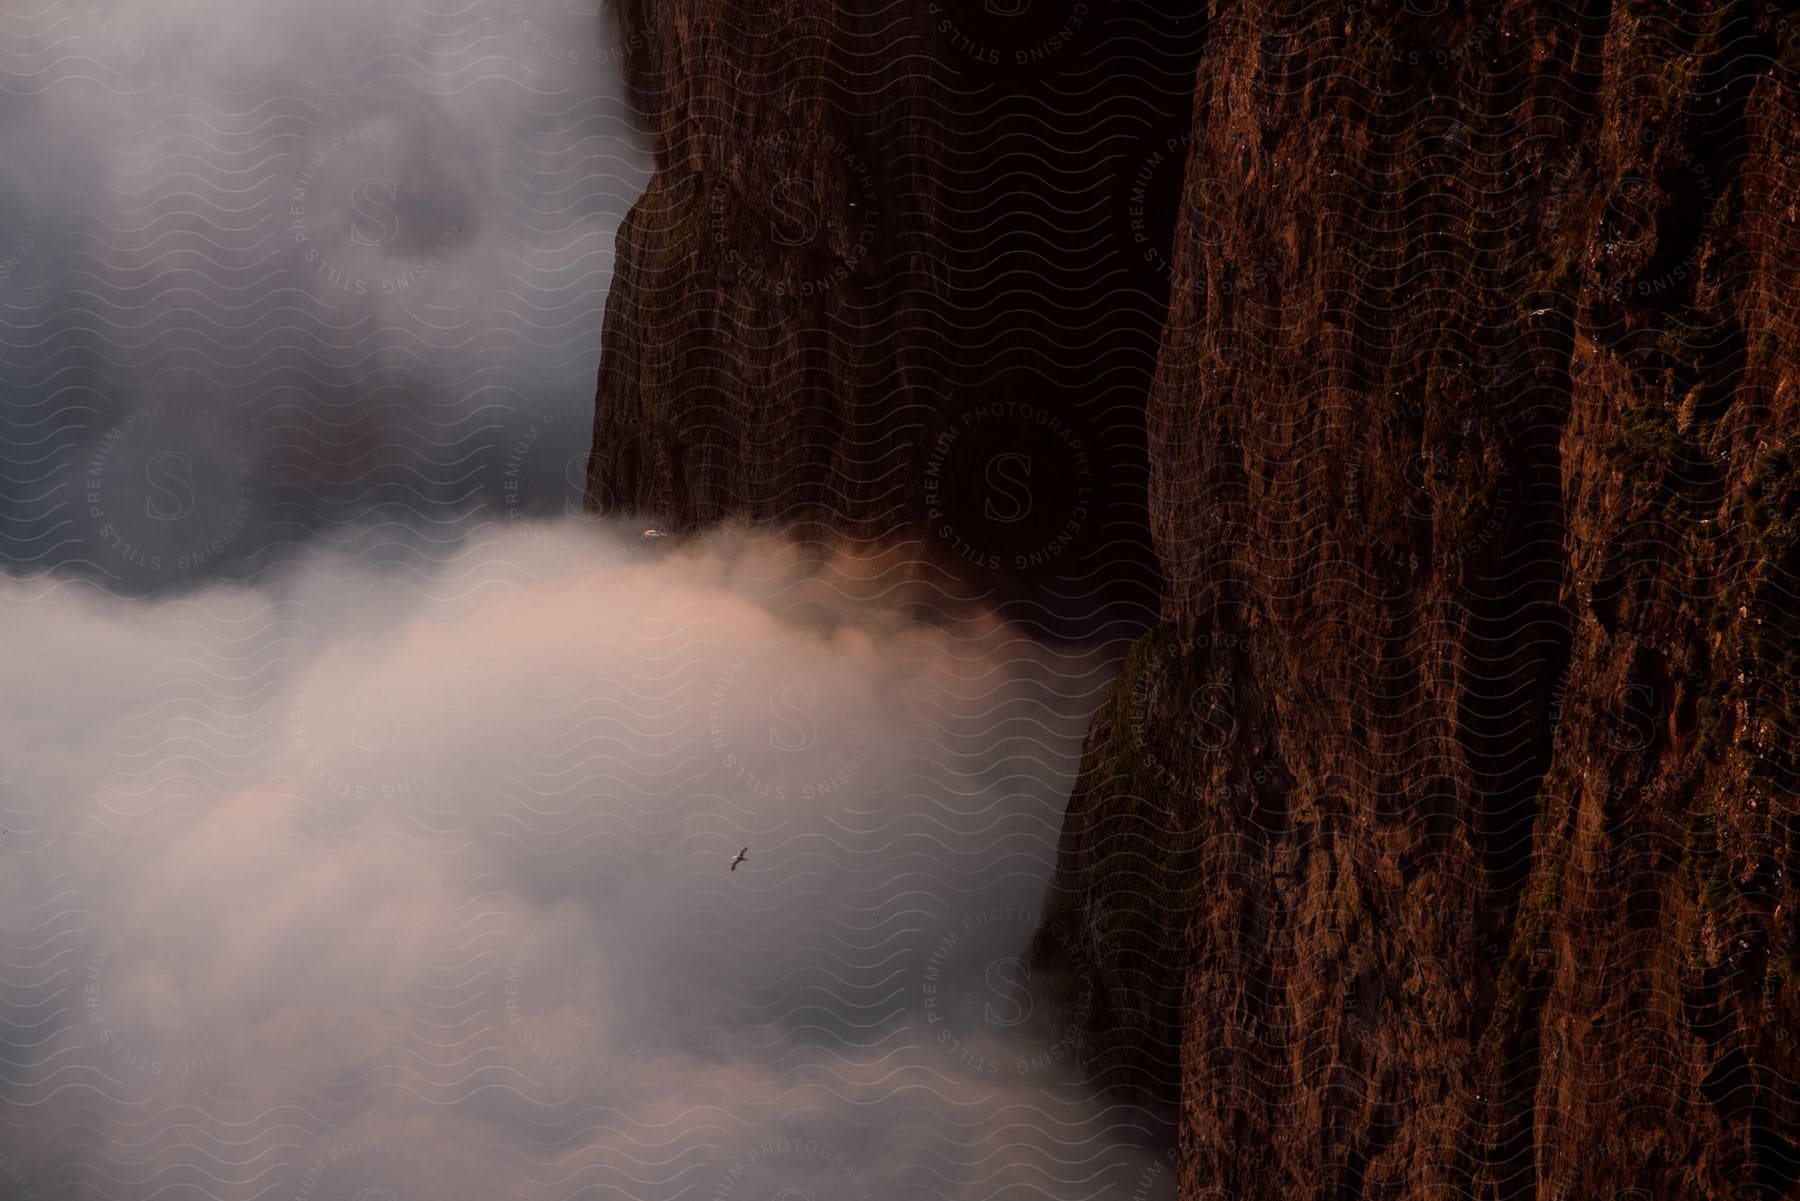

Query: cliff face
[[589, 3, 1800, 1198], [584, 0, 946, 529], [586, 0, 1201, 634], [1043, 4, 1800, 1199]]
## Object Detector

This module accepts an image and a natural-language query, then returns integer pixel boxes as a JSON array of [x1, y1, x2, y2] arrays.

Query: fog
[[0, 523, 1168, 1199], [0, 0, 648, 590], [0, 3, 1172, 1196]]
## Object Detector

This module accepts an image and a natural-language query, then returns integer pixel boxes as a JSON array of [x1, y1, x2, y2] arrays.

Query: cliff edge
[[588, 3, 1800, 1198]]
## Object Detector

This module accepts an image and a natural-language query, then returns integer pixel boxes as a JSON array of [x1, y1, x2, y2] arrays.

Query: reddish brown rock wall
[[588, 3, 1800, 1197]]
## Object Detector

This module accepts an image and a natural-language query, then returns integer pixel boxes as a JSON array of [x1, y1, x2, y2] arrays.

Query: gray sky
[[0, 0, 648, 591]]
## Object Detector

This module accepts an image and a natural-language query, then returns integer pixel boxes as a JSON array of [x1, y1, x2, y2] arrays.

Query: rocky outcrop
[[1040, 4, 1800, 1198], [584, 0, 949, 531], [588, 2, 1800, 1197], [585, 0, 1201, 634]]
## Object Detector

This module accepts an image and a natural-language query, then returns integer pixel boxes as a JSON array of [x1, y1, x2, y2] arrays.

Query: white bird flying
[[729, 847, 748, 871]]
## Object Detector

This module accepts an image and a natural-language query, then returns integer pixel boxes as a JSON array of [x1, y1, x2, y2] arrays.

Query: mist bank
[[0, 0, 650, 592], [0, 522, 1171, 1200]]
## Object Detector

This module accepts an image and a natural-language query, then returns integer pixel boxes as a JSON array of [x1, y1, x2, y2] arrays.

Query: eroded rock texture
[[588, 2, 1800, 1198], [585, 0, 948, 529], [586, 0, 1201, 634], [1042, 4, 1800, 1199]]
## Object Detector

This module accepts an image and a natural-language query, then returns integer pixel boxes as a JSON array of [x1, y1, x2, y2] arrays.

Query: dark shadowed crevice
[[585, 3, 1207, 650], [1457, 347, 1576, 904], [914, 3, 1208, 644]]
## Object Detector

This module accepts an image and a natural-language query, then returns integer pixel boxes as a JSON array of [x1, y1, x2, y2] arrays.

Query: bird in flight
[[728, 847, 748, 871]]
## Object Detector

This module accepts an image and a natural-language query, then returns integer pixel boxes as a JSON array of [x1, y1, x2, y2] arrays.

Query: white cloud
[[0, 522, 1170, 1200]]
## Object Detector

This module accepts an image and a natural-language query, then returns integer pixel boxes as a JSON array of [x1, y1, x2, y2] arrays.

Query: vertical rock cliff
[[1042, 4, 1800, 1199], [586, 0, 1202, 635], [588, 2, 1800, 1198], [584, 0, 949, 530]]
